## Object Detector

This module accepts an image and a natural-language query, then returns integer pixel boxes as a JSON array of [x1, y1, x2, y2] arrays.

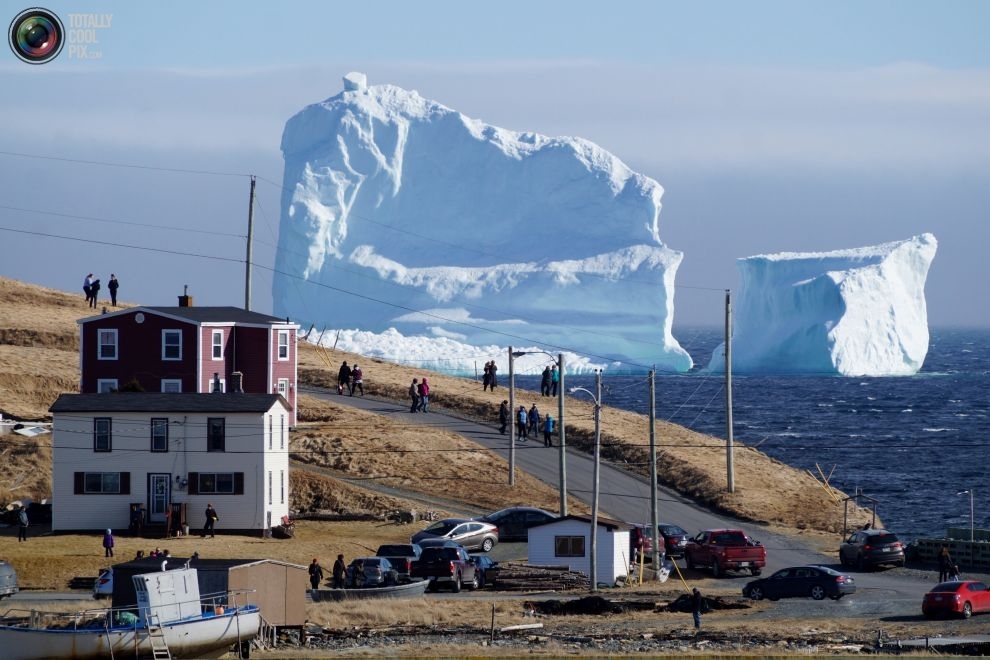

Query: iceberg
[[707, 233, 937, 376], [274, 73, 692, 373]]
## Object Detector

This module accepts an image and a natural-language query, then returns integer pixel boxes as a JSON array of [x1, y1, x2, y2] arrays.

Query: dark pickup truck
[[410, 545, 478, 592], [375, 543, 422, 583], [684, 529, 766, 578]]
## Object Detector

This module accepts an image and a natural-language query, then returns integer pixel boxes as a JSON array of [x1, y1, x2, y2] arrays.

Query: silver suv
[[0, 560, 18, 599]]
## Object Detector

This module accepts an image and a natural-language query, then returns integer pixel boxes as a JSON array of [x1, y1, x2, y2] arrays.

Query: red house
[[78, 301, 299, 426]]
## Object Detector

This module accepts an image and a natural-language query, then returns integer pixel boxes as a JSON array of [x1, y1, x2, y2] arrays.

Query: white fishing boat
[[0, 565, 260, 660]]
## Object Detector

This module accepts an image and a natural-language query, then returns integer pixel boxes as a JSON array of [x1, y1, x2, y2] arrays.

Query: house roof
[[528, 514, 632, 531], [49, 392, 291, 414], [78, 306, 295, 327]]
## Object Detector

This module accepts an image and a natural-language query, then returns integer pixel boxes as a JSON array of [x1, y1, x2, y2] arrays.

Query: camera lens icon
[[9, 8, 64, 64]]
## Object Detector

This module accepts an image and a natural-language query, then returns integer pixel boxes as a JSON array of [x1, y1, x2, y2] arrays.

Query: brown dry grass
[[0, 276, 874, 593]]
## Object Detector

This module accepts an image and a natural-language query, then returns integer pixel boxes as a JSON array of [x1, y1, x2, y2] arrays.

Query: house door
[[148, 474, 171, 523]]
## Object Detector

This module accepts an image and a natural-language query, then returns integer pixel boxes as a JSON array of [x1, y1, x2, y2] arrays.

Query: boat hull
[[0, 607, 260, 660], [311, 578, 430, 601]]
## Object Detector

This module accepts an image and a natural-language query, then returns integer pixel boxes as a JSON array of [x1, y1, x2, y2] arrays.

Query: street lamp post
[[957, 489, 975, 542], [570, 370, 602, 593]]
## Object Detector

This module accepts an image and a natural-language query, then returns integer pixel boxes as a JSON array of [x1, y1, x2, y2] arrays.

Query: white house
[[527, 515, 632, 586], [49, 392, 291, 535]]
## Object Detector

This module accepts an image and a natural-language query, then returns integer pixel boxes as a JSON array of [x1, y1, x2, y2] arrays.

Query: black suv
[[629, 522, 690, 560], [839, 529, 906, 570]]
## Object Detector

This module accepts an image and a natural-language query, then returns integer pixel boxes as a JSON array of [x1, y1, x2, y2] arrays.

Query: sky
[[1, 1, 989, 332]]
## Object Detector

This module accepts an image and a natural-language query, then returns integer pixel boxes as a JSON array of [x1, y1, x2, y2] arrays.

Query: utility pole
[[244, 175, 256, 311], [508, 346, 516, 486], [725, 289, 735, 492], [649, 368, 660, 568], [558, 352, 567, 517], [589, 369, 602, 592]]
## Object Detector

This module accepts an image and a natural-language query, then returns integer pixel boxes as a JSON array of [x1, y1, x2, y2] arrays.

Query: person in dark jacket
[[540, 366, 552, 396], [204, 504, 219, 538], [937, 546, 954, 582], [17, 507, 28, 542], [107, 274, 120, 306], [332, 554, 346, 588], [350, 364, 364, 396], [103, 529, 115, 557], [692, 587, 704, 629], [89, 278, 101, 308], [308, 558, 324, 590], [409, 378, 420, 412], [498, 400, 509, 434], [528, 403, 540, 436], [337, 361, 352, 395]]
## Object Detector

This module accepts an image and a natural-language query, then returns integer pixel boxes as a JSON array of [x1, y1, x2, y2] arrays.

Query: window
[[161, 379, 182, 393], [188, 472, 244, 495], [98, 329, 118, 360], [277, 331, 289, 360], [96, 379, 118, 393], [74, 471, 130, 494], [207, 417, 225, 452], [162, 329, 182, 360], [94, 417, 112, 452], [555, 535, 586, 557], [212, 330, 223, 360], [151, 418, 168, 452]]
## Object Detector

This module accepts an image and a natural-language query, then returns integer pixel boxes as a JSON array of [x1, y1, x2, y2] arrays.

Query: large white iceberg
[[707, 233, 937, 376], [274, 73, 692, 372]]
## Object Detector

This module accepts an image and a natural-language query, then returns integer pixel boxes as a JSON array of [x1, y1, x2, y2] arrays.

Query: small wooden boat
[[311, 578, 430, 602], [0, 565, 260, 660]]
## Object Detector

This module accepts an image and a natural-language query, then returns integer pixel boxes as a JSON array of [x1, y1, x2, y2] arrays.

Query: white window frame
[[161, 379, 182, 393], [98, 328, 118, 360], [151, 417, 169, 452], [96, 379, 118, 393], [277, 330, 289, 360], [162, 329, 182, 360], [212, 330, 224, 360], [277, 378, 288, 399]]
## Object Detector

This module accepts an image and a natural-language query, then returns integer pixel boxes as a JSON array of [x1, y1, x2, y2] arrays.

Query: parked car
[[684, 529, 767, 577], [0, 560, 18, 600], [629, 522, 690, 560], [923, 581, 990, 619], [345, 557, 399, 588], [742, 565, 856, 601], [411, 518, 499, 552], [93, 567, 113, 599], [410, 545, 478, 592], [477, 507, 557, 542], [375, 543, 422, 582], [839, 529, 905, 570], [470, 554, 500, 588]]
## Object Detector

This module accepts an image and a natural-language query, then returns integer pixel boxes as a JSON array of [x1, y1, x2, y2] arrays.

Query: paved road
[[300, 386, 939, 614]]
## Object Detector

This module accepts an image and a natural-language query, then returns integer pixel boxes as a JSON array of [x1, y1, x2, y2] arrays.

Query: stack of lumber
[[495, 562, 590, 591]]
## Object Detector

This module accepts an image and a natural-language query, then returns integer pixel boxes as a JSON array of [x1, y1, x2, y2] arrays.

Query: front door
[[148, 474, 171, 523]]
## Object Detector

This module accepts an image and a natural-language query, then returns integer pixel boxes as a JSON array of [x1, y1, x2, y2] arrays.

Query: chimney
[[230, 371, 244, 394], [178, 285, 193, 307], [211, 372, 222, 393]]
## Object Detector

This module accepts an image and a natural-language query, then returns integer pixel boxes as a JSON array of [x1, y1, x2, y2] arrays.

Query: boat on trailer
[[0, 565, 260, 660]]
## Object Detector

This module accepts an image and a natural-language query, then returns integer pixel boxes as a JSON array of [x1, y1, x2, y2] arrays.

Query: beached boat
[[0, 565, 260, 660], [311, 578, 430, 602]]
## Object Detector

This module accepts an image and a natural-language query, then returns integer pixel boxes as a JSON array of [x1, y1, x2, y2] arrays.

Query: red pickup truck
[[410, 545, 478, 592], [684, 529, 766, 578]]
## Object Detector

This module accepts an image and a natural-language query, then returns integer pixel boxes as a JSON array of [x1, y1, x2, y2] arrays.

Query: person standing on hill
[[83, 273, 94, 304], [498, 400, 509, 434], [350, 364, 364, 396], [409, 378, 421, 413], [489, 361, 498, 389], [108, 274, 120, 307], [337, 361, 352, 395], [102, 528, 115, 557], [204, 503, 219, 538], [541, 366, 552, 397], [692, 587, 705, 629], [937, 546, 953, 582], [550, 364, 559, 397], [417, 377, 430, 412], [17, 507, 28, 542], [308, 558, 325, 590], [332, 554, 346, 588], [482, 361, 492, 391], [89, 278, 101, 308]]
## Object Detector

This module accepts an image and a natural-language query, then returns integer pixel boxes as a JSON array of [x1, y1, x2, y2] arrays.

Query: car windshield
[[660, 525, 686, 535], [378, 545, 415, 555], [424, 520, 459, 535]]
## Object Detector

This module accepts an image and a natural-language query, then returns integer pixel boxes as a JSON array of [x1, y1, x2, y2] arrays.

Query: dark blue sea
[[516, 327, 990, 542]]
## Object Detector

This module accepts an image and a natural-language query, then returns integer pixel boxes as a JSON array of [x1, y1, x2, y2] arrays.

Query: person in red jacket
[[417, 377, 430, 412]]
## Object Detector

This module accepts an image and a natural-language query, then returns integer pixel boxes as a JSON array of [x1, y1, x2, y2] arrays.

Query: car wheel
[[426, 580, 437, 593], [468, 573, 479, 591], [748, 586, 764, 601], [712, 561, 722, 578], [481, 537, 495, 553], [750, 567, 762, 576], [451, 573, 462, 593], [963, 602, 972, 619], [810, 586, 826, 600]]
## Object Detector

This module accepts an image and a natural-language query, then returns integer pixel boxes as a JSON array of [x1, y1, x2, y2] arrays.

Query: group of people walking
[[83, 273, 120, 308], [498, 401, 555, 446], [309, 553, 348, 590], [409, 377, 430, 412], [482, 361, 499, 391]]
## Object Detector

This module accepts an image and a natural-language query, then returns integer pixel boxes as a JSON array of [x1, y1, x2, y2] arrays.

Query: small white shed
[[527, 515, 632, 586]]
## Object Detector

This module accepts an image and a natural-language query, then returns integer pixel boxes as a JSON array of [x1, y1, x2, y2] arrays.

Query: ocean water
[[517, 327, 990, 542]]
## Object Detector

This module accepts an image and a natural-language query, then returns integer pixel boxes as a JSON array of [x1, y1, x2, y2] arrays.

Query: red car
[[922, 581, 990, 619]]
